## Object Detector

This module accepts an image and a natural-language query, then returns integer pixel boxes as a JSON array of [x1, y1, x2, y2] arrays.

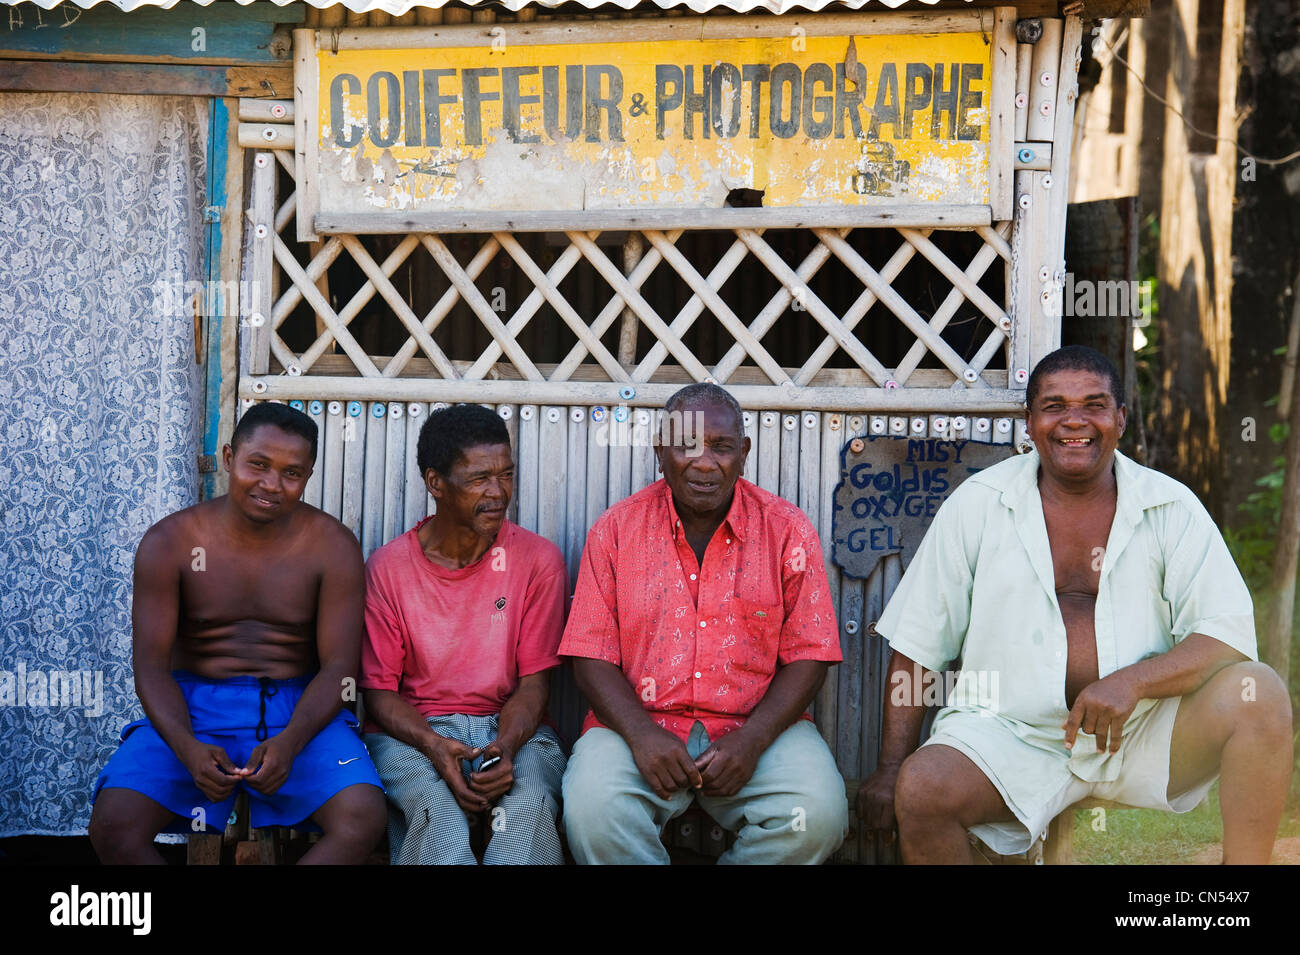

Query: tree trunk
[[1149, 0, 1245, 519], [1263, 274, 1300, 683]]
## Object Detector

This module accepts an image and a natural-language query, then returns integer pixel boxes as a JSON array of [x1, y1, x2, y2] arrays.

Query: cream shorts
[[926, 695, 1217, 856]]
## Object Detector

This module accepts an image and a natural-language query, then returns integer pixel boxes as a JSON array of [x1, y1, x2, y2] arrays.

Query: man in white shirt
[[857, 346, 1293, 863]]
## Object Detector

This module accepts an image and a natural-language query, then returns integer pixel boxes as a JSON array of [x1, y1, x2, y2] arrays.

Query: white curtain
[[0, 92, 207, 835]]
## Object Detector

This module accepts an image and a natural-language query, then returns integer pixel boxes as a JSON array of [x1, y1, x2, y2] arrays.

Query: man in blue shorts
[[88, 403, 386, 864]]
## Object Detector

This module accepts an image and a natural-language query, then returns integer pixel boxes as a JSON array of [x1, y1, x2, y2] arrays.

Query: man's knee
[[563, 732, 635, 822], [562, 763, 659, 854], [1230, 660, 1290, 719], [88, 792, 162, 860], [388, 774, 452, 815], [560, 762, 613, 835], [87, 801, 128, 857], [498, 773, 561, 828], [789, 781, 849, 852], [320, 784, 387, 845], [1206, 661, 1293, 740], [895, 748, 980, 825]]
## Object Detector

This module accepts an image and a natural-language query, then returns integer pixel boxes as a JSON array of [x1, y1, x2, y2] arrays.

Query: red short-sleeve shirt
[[559, 478, 841, 743], [361, 519, 567, 732]]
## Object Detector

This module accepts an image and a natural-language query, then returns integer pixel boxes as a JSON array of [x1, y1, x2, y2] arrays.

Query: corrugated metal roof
[[4, 0, 950, 17]]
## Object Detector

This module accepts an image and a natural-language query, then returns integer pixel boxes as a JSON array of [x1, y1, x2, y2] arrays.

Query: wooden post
[[292, 28, 321, 244], [404, 403, 427, 531], [186, 831, 223, 865], [308, 6, 341, 336], [215, 97, 246, 499], [245, 152, 274, 376], [618, 232, 644, 366], [361, 402, 388, 558], [1044, 809, 1075, 864], [989, 8, 1018, 221], [382, 402, 408, 542], [341, 401, 366, 540], [1014, 43, 1032, 141]]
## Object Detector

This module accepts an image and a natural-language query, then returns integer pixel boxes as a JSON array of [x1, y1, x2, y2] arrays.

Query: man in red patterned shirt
[[560, 383, 848, 864]]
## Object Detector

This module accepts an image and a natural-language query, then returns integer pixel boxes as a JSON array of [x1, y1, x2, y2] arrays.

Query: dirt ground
[[1187, 836, 1300, 864]]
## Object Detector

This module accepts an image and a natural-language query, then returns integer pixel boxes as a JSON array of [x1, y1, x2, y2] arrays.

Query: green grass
[[1074, 782, 1300, 864]]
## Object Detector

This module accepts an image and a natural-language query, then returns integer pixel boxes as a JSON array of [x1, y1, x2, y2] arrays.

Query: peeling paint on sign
[[312, 33, 993, 214]]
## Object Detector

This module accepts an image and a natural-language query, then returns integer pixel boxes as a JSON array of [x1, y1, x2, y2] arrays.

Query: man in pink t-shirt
[[360, 403, 568, 865]]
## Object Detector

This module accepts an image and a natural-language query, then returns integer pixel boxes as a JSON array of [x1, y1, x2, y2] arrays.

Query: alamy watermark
[[50, 886, 150, 935], [1046, 273, 1154, 326], [890, 665, 1000, 713], [151, 274, 260, 320], [0, 661, 104, 716], [593, 408, 706, 455]]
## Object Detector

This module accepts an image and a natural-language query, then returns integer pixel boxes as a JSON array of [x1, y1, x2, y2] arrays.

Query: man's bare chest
[[1042, 500, 1115, 596], [180, 541, 320, 628]]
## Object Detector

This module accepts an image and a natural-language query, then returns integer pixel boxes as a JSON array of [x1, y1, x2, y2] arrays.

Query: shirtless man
[[88, 402, 386, 864], [856, 345, 1293, 864]]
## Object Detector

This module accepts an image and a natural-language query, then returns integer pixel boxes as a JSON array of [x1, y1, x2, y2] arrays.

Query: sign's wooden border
[[293, 9, 1017, 241]]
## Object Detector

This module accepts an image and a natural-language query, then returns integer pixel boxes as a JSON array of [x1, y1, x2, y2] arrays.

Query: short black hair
[[1026, 345, 1124, 410], [230, 402, 318, 461], [416, 403, 511, 477], [663, 382, 744, 438]]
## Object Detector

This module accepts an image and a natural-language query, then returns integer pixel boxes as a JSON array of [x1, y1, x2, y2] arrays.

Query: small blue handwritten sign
[[832, 435, 1014, 580]]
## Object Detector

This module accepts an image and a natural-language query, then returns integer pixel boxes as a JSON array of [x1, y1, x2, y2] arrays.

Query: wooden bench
[[976, 799, 1151, 865], [186, 792, 319, 865], [1042, 798, 1132, 865], [663, 778, 862, 863], [188, 780, 1094, 864]]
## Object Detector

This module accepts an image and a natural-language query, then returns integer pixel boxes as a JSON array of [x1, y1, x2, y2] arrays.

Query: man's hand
[[694, 729, 763, 797], [468, 741, 514, 804], [628, 725, 703, 799], [422, 733, 488, 813], [180, 741, 244, 803], [857, 764, 902, 842], [242, 735, 298, 795], [1063, 670, 1142, 753]]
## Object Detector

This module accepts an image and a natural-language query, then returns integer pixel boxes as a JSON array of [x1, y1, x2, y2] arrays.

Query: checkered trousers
[[364, 714, 566, 865]]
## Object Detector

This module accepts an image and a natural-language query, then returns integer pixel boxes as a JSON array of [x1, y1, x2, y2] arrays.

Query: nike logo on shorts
[[338, 757, 361, 765]]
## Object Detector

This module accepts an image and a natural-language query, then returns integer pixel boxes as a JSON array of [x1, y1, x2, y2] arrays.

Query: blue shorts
[[93, 671, 383, 831]]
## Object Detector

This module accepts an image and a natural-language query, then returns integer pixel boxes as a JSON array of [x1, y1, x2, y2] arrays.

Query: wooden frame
[[316, 207, 995, 235], [293, 29, 321, 243], [326, 12, 1000, 50], [989, 8, 1017, 221]]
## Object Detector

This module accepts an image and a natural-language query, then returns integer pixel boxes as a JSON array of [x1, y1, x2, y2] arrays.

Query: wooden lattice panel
[[240, 147, 1022, 414]]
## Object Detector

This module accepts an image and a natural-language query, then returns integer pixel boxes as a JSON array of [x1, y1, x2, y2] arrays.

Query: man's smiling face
[[1025, 368, 1127, 485], [223, 424, 313, 524]]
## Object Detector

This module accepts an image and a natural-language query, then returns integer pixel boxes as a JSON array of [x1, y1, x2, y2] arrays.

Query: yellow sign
[[305, 25, 997, 216]]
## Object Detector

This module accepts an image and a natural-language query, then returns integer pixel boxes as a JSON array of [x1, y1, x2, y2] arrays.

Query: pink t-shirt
[[360, 518, 567, 730]]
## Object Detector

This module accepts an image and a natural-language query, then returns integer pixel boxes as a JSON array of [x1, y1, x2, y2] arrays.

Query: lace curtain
[[0, 92, 207, 835]]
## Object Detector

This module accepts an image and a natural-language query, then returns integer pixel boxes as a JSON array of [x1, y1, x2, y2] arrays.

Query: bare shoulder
[[136, 499, 219, 563], [298, 504, 363, 562]]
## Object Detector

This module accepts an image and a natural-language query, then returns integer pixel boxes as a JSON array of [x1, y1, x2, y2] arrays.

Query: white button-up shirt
[[877, 448, 1256, 813]]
